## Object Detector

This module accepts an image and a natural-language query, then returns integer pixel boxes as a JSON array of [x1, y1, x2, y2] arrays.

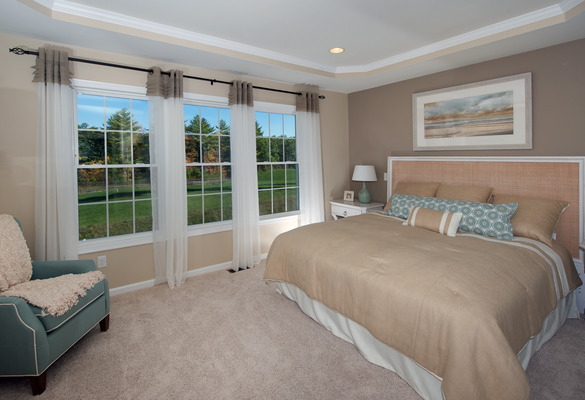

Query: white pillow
[[0, 215, 32, 292]]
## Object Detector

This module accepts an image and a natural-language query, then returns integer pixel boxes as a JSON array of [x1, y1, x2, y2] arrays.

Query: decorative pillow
[[436, 184, 493, 203], [492, 194, 569, 247], [387, 194, 518, 240], [383, 181, 440, 211], [0, 215, 33, 292], [403, 206, 462, 237]]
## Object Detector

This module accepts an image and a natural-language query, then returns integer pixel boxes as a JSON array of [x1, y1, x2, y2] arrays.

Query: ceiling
[[3, 0, 585, 93]]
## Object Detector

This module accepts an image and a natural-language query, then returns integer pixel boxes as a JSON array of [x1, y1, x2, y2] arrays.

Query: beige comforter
[[264, 213, 581, 400]]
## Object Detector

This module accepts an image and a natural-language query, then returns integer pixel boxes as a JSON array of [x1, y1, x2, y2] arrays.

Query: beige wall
[[0, 33, 349, 289], [348, 39, 585, 205]]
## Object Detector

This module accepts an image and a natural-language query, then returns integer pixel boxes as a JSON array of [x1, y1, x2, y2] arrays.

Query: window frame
[[74, 79, 153, 254], [254, 101, 301, 221]]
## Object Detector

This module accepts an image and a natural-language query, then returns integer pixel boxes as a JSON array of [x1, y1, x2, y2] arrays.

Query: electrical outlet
[[97, 256, 107, 268]]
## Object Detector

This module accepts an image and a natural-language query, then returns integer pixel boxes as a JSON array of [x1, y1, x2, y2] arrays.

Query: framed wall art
[[413, 73, 532, 151]]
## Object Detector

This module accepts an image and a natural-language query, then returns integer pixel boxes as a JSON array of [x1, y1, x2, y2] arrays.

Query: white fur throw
[[0, 214, 32, 292], [1, 271, 105, 316]]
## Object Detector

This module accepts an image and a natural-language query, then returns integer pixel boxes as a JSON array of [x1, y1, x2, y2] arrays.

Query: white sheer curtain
[[33, 47, 78, 261], [147, 67, 188, 288], [229, 81, 260, 271], [297, 92, 324, 225]]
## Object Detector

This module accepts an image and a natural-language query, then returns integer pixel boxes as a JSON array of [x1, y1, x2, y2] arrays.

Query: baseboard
[[109, 253, 268, 297]]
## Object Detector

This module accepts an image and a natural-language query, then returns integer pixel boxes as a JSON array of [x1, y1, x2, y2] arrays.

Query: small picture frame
[[344, 190, 354, 202]]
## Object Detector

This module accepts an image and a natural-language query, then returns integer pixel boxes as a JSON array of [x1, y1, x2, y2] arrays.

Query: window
[[76, 93, 151, 241], [184, 103, 231, 226], [256, 110, 298, 216]]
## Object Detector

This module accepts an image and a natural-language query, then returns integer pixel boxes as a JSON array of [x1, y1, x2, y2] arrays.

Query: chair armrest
[[31, 259, 97, 280]]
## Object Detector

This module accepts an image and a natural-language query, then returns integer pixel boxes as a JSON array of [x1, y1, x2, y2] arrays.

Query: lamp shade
[[352, 165, 377, 182]]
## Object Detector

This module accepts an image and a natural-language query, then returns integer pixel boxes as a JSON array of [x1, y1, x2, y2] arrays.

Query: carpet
[[1, 263, 584, 399]]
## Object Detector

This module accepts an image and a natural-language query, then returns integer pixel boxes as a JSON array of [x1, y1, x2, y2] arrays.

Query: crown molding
[[21, 0, 585, 78]]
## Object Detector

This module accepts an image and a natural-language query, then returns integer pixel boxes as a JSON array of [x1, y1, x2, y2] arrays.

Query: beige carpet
[[1, 263, 584, 399]]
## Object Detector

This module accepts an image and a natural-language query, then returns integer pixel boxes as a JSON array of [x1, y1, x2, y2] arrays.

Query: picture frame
[[344, 190, 354, 202], [413, 73, 532, 151]]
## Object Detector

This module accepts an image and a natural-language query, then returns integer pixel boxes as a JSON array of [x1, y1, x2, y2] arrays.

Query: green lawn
[[78, 167, 298, 239]]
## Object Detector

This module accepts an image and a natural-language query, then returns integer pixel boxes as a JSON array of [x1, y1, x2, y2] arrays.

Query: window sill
[[77, 213, 300, 254]]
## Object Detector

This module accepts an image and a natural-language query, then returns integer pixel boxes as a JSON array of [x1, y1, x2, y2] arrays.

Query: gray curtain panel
[[32, 47, 71, 86], [146, 66, 183, 99], [296, 92, 320, 114], [228, 80, 254, 106]]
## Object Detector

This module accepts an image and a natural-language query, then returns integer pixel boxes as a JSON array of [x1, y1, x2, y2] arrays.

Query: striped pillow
[[403, 206, 462, 237]]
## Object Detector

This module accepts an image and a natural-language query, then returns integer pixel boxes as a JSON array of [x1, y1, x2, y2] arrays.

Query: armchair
[[0, 223, 110, 395]]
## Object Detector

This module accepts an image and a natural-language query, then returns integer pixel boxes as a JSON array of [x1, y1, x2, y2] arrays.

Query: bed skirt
[[274, 281, 579, 400]]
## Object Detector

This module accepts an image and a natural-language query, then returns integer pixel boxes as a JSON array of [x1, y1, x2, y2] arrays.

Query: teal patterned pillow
[[387, 194, 518, 240]]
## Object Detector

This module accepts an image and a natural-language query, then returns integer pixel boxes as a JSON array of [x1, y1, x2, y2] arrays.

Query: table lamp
[[352, 165, 377, 203]]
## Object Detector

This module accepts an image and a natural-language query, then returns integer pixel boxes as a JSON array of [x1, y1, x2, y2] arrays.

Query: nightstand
[[330, 199, 384, 220]]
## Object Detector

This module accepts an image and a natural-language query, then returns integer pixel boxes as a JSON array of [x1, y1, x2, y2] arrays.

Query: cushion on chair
[[1, 270, 105, 317], [0, 215, 32, 292], [28, 279, 108, 333]]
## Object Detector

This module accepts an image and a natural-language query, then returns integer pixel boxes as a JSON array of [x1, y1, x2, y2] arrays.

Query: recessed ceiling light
[[329, 47, 344, 54]]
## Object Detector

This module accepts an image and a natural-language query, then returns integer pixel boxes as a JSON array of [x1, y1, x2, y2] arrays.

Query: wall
[[0, 33, 349, 288], [348, 39, 585, 204]]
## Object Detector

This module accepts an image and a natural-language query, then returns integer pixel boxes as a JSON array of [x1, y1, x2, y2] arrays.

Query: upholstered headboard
[[387, 156, 585, 258]]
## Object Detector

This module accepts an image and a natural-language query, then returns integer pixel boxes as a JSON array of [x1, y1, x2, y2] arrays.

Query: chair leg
[[99, 314, 110, 332], [30, 371, 46, 395]]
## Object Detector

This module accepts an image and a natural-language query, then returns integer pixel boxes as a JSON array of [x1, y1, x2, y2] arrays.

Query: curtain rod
[[9, 47, 325, 99]]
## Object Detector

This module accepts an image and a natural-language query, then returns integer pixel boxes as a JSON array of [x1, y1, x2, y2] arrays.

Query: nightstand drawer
[[331, 204, 361, 218]]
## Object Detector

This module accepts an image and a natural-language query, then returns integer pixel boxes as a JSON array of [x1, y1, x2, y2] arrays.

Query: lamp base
[[358, 182, 372, 203]]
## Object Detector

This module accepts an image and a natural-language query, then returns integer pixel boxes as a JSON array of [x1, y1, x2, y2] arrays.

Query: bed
[[264, 156, 584, 400]]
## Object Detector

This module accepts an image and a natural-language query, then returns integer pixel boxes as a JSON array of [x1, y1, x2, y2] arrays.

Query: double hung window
[[184, 100, 232, 226], [255, 107, 299, 216], [76, 90, 151, 241]]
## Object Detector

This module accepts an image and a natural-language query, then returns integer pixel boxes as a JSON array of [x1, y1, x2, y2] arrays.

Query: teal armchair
[[0, 259, 110, 395]]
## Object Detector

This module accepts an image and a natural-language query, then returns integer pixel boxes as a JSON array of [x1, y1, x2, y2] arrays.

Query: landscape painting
[[413, 73, 531, 150]]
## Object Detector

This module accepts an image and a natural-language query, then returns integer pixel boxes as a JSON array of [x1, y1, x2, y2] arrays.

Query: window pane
[[78, 168, 106, 204], [79, 131, 105, 165], [273, 189, 286, 213], [220, 136, 230, 163], [204, 194, 221, 223], [185, 134, 201, 163], [269, 113, 283, 137], [77, 94, 104, 129], [108, 168, 132, 201], [256, 137, 269, 162], [283, 114, 295, 138], [270, 138, 283, 162], [105, 97, 132, 131], [187, 195, 203, 225], [134, 167, 151, 199], [286, 165, 298, 187], [222, 166, 232, 192], [133, 132, 150, 164], [258, 190, 272, 216], [107, 132, 131, 164], [203, 166, 221, 194], [256, 112, 269, 135], [201, 107, 219, 134], [184, 105, 200, 133], [284, 138, 296, 162], [219, 109, 230, 133], [287, 188, 299, 211], [257, 165, 271, 189], [109, 202, 133, 236], [132, 99, 149, 131], [223, 193, 232, 221], [135, 200, 152, 233], [273, 164, 286, 188], [202, 135, 219, 163], [78, 204, 106, 240], [186, 166, 202, 194]]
